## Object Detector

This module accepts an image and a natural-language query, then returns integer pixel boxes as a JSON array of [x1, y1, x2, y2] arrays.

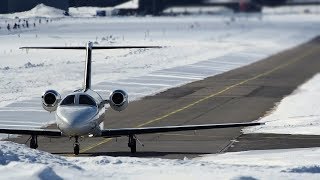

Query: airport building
[[69, 0, 128, 7], [0, 0, 69, 14]]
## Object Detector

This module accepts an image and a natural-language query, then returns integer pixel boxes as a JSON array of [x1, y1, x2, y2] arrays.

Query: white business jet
[[0, 42, 263, 155]]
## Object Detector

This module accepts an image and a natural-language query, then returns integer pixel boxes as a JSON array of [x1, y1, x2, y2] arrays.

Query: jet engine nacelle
[[109, 89, 128, 112], [42, 90, 61, 112]]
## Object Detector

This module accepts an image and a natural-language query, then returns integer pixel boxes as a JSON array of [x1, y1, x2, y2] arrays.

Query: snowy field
[[0, 141, 320, 179], [1, 4, 320, 179]]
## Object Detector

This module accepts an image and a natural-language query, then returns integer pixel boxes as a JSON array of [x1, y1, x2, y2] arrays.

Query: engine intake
[[109, 89, 128, 112], [42, 90, 61, 112]]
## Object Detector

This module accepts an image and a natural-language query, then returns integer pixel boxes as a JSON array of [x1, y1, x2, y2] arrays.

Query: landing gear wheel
[[128, 135, 137, 153], [74, 144, 80, 155], [30, 135, 38, 149], [73, 136, 80, 155]]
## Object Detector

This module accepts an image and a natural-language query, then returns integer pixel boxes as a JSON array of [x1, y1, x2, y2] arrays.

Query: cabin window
[[79, 95, 96, 106], [60, 95, 75, 105]]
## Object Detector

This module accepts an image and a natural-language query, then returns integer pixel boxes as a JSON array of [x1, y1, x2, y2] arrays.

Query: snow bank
[[0, 4, 66, 19], [245, 73, 320, 135], [0, 141, 320, 179]]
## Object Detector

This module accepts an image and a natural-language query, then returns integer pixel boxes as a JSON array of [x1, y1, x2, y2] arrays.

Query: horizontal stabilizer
[[20, 46, 162, 50]]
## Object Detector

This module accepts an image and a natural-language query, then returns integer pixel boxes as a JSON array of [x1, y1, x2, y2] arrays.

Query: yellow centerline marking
[[79, 46, 317, 154], [80, 138, 112, 153]]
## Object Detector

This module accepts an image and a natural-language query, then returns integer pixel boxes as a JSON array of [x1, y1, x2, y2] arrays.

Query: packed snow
[[0, 141, 320, 179]]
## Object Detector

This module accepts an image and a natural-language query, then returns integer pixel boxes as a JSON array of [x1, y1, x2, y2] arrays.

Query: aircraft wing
[[100, 122, 263, 137], [0, 128, 62, 137]]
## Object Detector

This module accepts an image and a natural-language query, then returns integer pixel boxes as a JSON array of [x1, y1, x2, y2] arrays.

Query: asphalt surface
[[8, 37, 320, 159]]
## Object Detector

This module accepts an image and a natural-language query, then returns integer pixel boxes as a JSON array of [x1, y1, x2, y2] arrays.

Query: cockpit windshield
[[60, 95, 75, 105], [79, 95, 96, 106]]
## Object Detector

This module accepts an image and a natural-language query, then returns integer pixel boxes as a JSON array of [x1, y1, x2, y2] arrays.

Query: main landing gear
[[30, 135, 38, 149], [73, 136, 80, 155], [128, 135, 137, 153], [128, 135, 144, 153]]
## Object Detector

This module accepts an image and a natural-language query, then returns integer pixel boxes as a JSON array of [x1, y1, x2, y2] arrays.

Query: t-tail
[[20, 42, 161, 91]]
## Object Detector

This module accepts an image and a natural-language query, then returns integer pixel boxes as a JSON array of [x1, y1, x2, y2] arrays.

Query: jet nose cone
[[56, 106, 98, 136]]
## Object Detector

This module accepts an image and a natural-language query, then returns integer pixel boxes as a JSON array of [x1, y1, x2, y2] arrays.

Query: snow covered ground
[[0, 141, 320, 179]]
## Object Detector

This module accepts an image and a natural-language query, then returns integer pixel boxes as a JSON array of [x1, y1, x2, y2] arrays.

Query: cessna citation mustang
[[0, 42, 263, 155]]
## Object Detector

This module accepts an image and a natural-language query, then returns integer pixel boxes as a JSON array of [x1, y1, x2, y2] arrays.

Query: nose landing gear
[[73, 136, 80, 155]]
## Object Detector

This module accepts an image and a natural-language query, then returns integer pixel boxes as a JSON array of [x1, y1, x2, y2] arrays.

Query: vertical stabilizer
[[84, 42, 93, 90]]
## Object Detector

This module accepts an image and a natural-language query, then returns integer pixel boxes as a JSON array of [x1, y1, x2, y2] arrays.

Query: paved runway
[[8, 37, 320, 159]]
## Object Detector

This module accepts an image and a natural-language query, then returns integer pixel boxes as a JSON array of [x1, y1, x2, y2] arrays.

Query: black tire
[[130, 139, 136, 153], [30, 137, 38, 149], [74, 144, 80, 155]]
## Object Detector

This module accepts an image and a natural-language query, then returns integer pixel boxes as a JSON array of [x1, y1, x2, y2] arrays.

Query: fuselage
[[55, 89, 106, 137]]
